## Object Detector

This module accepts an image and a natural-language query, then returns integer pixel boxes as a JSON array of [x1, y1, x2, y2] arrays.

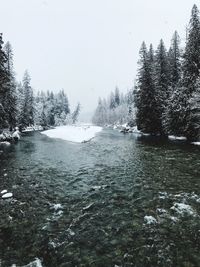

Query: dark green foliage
[[163, 86, 188, 136], [0, 34, 74, 130], [17, 70, 34, 128], [0, 33, 9, 128], [168, 31, 181, 88], [184, 79, 200, 140], [4, 42, 17, 130], [136, 42, 161, 134], [182, 4, 200, 92], [136, 5, 200, 141]]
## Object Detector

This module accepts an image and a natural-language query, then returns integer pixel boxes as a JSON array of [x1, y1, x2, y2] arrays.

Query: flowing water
[[0, 129, 200, 267]]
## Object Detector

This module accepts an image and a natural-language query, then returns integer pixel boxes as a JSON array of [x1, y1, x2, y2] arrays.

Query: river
[[0, 128, 200, 267]]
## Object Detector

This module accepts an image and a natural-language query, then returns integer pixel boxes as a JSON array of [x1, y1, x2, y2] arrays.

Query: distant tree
[[109, 92, 116, 109], [114, 87, 120, 106], [72, 102, 81, 124], [92, 98, 107, 125], [46, 91, 55, 125]]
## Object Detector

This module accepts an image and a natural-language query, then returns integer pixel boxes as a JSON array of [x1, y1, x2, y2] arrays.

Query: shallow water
[[0, 129, 200, 267]]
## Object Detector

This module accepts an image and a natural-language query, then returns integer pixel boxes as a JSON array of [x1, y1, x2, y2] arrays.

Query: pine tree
[[136, 42, 160, 134], [16, 82, 25, 128], [163, 85, 188, 136], [163, 32, 182, 134], [114, 87, 120, 106], [109, 92, 116, 109], [92, 98, 107, 126], [154, 39, 170, 134], [0, 33, 9, 128], [4, 41, 17, 130], [185, 78, 200, 140], [72, 102, 81, 124], [181, 5, 200, 140], [46, 91, 55, 126], [18, 70, 34, 128], [168, 31, 181, 88], [182, 4, 200, 92]]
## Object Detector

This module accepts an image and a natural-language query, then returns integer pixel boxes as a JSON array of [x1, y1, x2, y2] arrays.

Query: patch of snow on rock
[[144, 215, 157, 225], [170, 203, 195, 216], [53, 203, 63, 211], [2, 192, 13, 199], [156, 208, 167, 214], [191, 141, 200, 146], [0, 141, 11, 145], [158, 192, 168, 199], [12, 130, 20, 140], [168, 135, 187, 141], [1, 189, 7, 194], [42, 125, 102, 143], [21, 258, 43, 267]]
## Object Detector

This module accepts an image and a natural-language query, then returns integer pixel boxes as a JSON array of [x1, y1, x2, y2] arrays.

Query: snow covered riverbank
[[41, 125, 102, 143]]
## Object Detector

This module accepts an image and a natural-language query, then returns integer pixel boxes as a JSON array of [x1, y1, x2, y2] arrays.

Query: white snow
[[22, 258, 43, 267], [191, 141, 200, 145], [53, 203, 63, 211], [1, 189, 7, 194], [12, 130, 20, 139], [168, 135, 187, 141], [0, 141, 11, 145], [42, 125, 102, 143], [158, 191, 168, 199], [144, 215, 157, 225], [170, 203, 195, 216], [2, 192, 13, 199]]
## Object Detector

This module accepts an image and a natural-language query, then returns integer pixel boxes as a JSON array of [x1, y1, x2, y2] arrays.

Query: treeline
[[34, 90, 80, 127], [92, 87, 135, 126], [135, 4, 200, 141], [0, 33, 80, 131]]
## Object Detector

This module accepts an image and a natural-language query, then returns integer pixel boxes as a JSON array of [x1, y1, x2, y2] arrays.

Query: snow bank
[[191, 141, 200, 146], [41, 125, 102, 143]]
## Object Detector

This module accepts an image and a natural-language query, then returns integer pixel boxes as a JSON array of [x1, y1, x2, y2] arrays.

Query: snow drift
[[41, 125, 102, 143]]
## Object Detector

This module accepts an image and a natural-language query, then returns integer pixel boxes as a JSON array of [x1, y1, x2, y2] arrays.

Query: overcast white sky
[[0, 0, 197, 114]]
